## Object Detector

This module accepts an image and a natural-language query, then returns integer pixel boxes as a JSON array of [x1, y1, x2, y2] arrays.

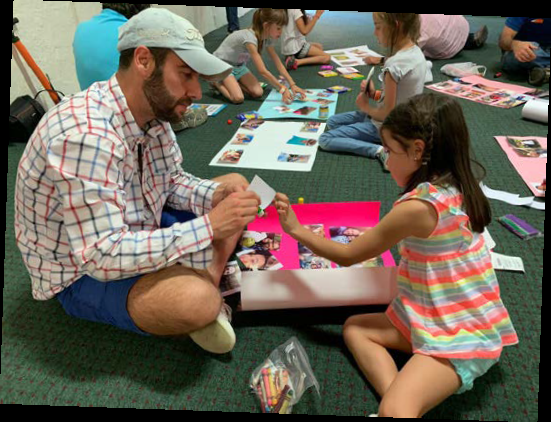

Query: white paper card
[[247, 175, 276, 210], [491, 252, 526, 273]]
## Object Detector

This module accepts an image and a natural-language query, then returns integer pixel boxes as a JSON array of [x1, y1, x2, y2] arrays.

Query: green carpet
[[3, 12, 543, 418]]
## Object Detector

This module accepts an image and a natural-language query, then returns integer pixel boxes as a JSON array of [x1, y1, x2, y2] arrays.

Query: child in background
[[213, 8, 306, 104], [275, 94, 519, 418], [282, 10, 331, 70], [318, 13, 427, 170]]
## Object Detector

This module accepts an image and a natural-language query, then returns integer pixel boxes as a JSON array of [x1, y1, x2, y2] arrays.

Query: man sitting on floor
[[499, 17, 550, 86], [15, 8, 260, 354]]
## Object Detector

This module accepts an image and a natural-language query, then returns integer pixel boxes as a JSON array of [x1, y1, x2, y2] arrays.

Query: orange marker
[[261, 368, 273, 408]]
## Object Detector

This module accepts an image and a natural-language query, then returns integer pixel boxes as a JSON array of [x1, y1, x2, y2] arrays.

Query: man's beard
[[143, 67, 190, 124]]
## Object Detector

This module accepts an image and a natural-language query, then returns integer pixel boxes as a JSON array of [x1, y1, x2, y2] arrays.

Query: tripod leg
[[13, 40, 61, 104]]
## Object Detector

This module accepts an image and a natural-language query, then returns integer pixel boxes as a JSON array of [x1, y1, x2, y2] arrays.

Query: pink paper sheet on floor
[[241, 202, 398, 311], [247, 202, 396, 270], [461, 75, 534, 94], [426, 75, 534, 109], [495, 136, 547, 197]]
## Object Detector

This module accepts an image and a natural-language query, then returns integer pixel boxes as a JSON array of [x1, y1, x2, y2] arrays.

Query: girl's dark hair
[[251, 8, 288, 53], [381, 93, 492, 233], [374, 13, 420, 56], [300, 9, 309, 26]]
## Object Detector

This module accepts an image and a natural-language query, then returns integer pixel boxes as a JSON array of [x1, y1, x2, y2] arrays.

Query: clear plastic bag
[[440, 62, 487, 78], [250, 337, 320, 414]]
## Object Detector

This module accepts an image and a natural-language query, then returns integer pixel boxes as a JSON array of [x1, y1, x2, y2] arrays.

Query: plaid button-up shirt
[[15, 76, 220, 300]]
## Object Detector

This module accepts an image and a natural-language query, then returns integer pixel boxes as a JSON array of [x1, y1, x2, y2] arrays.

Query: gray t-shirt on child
[[382, 45, 427, 106], [214, 29, 273, 67], [372, 45, 427, 128]]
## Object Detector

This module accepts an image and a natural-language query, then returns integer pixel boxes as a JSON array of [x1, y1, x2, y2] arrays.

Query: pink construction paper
[[461, 75, 533, 94], [427, 75, 533, 109], [495, 136, 547, 197], [247, 202, 396, 270]]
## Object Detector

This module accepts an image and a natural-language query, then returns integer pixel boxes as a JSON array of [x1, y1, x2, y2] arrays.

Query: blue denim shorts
[[449, 357, 500, 395], [56, 209, 197, 336]]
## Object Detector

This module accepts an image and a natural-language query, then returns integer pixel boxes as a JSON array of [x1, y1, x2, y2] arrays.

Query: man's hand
[[212, 181, 248, 208], [209, 191, 260, 239], [512, 40, 538, 63]]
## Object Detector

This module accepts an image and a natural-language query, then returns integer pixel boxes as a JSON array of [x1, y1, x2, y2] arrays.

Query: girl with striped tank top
[[275, 93, 518, 418]]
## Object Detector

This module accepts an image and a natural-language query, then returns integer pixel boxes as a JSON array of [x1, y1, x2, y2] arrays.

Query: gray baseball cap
[[118, 8, 231, 81]]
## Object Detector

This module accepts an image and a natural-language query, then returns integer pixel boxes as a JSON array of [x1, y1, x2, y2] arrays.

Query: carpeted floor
[[3, 12, 543, 418]]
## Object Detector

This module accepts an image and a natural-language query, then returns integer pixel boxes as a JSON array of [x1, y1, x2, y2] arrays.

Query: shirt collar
[[107, 75, 167, 145]]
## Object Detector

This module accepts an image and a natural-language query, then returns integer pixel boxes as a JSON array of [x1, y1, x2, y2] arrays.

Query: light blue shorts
[[232, 65, 251, 81], [449, 357, 500, 395]]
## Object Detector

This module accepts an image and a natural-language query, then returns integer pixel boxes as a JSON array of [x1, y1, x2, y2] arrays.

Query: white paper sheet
[[241, 266, 398, 311], [210, 121, 326, 172], [481, 183, 546, 211], [482, 228, 497, 251], [491, 252, 526, 273], [325, 45, 382, 67]]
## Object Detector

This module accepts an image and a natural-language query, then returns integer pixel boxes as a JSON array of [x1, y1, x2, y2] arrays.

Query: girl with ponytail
[[213, 8, 306, 104]]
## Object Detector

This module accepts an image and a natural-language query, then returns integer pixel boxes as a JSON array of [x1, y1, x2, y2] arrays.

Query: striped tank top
[[386, 183, 519, 359]]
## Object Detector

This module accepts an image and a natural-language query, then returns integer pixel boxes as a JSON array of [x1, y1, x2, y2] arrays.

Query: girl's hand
[[356, 92, 371, 112], [315, 10, 325, 19], [360, 78, 375, 97], [291, 85, 307, 101], [275, 193, 301, 235], [281, 88, 294, 105], [363, 56, 382, 66]]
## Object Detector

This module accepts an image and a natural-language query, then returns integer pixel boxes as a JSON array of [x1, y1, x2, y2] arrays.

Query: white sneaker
[[368, 414, 378, 417], [189, 303, 236, 354], [376, 148, 390, 173]]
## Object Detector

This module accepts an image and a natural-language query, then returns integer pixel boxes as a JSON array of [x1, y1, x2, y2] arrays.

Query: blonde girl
[[213, 8, 306, 104], [318, 13, 426, 169]]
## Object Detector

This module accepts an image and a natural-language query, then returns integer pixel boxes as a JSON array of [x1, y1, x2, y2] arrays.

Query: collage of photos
[[428, 79, 532, 109], [507, 137, 547, 158], [298, 224, 332, 270], [330, 226, 385, 268], [235, 231, 284, 273], [216, 121, 323, 168]]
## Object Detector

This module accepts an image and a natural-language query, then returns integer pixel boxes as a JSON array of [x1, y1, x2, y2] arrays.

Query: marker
[[267, 368, 278, 407], [256, 384, 267, 413], [261, 368, 273, 408]]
